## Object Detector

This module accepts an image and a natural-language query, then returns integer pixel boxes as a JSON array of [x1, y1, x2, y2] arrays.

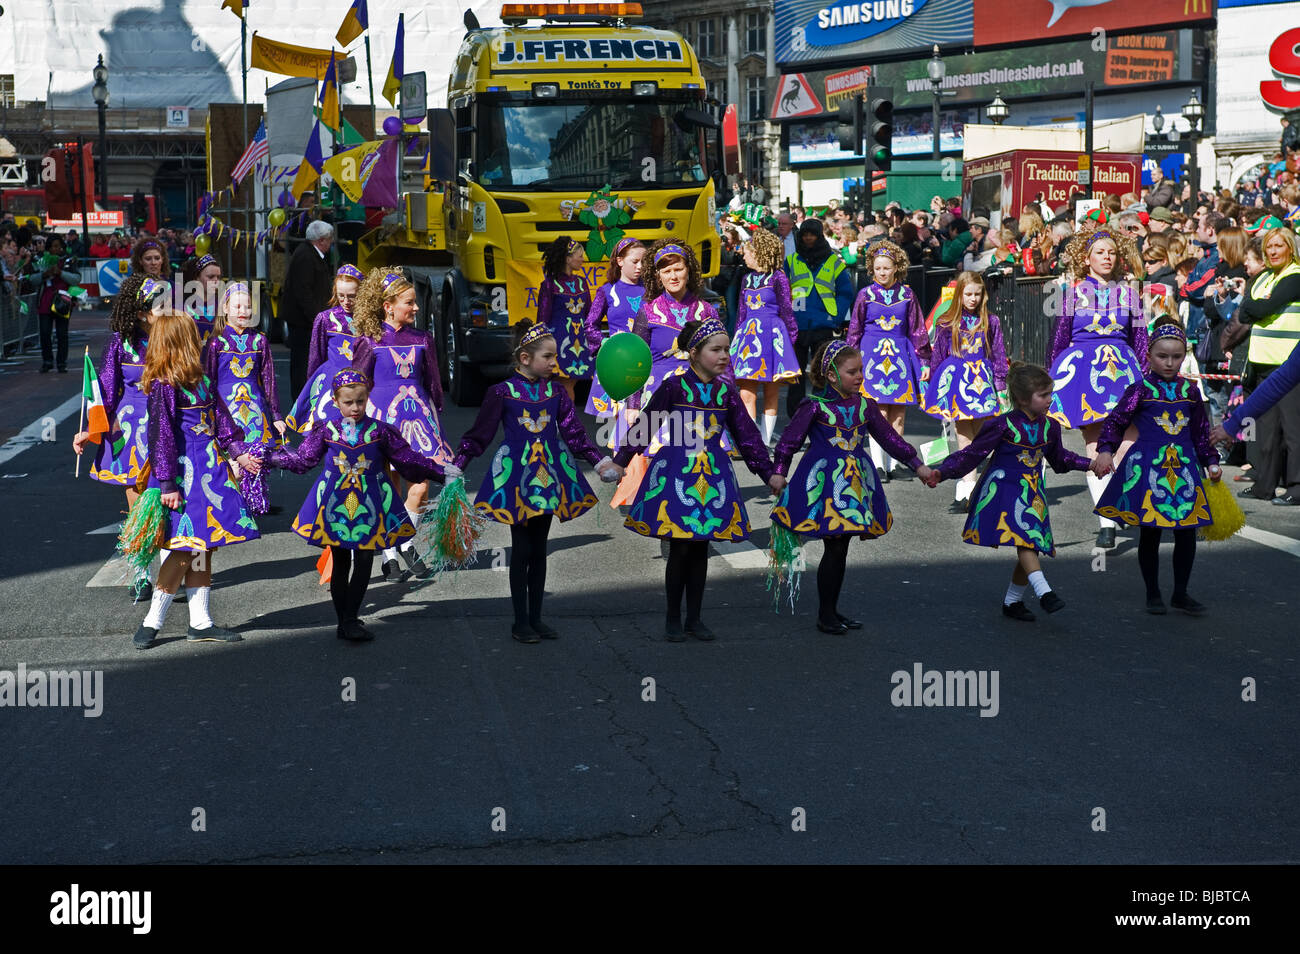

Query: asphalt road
[[1, 311, 1296, 864]]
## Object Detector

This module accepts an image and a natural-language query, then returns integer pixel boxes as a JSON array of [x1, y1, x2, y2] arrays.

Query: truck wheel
[[442, 302, 487, 407]]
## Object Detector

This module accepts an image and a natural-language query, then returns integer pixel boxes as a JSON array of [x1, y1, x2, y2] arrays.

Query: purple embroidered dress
[[186, 302, 216, 348], [454, 373, 604, 525], [935, 411, 1091, 556], [267, 416, 443, 549], [1094, 374, 1218, 529], [847, 282, 930, 406], [287, 305, 358, 432], [923, 313, 1008, 421], [146, 377, 259, 552], [202, 327, 281, 444], [583, 278, 645, 418], [613, 367, 773, 542], [537, 273, 593, 379], [771, 388, 921, 538], [729, 270, 800, 383], [1046, 277, 1148, 427], [630, 291, 717, 405], [90, 331, 150, 486], [352, 323, 453, 467]]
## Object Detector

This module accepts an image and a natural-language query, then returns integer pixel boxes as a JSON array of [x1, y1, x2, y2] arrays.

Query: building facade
[[639, 0, 779, 202]]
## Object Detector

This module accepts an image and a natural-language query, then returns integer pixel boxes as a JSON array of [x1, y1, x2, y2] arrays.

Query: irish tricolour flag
[[82, 350, 109, 444]]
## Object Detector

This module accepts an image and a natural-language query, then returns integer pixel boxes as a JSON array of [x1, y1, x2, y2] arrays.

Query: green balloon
[[596, 331, 652, 402]]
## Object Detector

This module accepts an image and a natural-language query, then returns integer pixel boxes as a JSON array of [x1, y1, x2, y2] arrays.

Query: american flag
[[230, 120, 269, 186]]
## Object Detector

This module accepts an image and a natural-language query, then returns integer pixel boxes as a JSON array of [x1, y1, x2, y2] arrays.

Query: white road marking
[[711, 538, 775, 570], [1238, 525, 1300, 559], [86, 552, 133, 587], [87, 521, 124, 535], [0, 394, 82, 466]]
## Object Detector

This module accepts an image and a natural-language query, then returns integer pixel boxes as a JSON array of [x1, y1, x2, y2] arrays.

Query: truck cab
[[362, 3, 723, 405]]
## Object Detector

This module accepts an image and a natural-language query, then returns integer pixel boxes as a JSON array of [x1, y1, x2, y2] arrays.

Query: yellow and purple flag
[[221, 0, 245, 19], [336, 0, 368, 46], [318, 53, 341, 135], [291, 119, 326, 202], [382, 13, 404, 107]]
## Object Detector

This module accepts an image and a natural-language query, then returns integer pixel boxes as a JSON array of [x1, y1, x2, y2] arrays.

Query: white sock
[[187, 586, 213, 630], [762, 412, 777, 444], [143, 590, 175, 630], [1004, 582, 1026, 606], [406, 506, 423, 529], [1027, 570, 1051, 597], [383, 546, 399, 563], [869, 439, 887, 471], [1087, 472, 1117, 529], [955, 476, 976, 502]]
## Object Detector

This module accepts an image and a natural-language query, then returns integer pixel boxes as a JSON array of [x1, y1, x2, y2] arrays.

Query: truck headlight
[[632, 82, 657, 97], [532, 83, 559, 98]]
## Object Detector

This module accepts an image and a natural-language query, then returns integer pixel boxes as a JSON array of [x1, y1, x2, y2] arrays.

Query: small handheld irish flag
[[82, 349, 109, 444]]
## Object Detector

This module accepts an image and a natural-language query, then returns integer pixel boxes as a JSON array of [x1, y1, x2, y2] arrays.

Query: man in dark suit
[[279, 220, 335, 398]]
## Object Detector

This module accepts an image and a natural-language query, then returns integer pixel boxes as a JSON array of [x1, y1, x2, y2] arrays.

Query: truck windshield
[[477, 98, 708, 190]]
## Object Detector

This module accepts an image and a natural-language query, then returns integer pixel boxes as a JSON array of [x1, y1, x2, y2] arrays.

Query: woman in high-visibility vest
[[1235, 227, 1300, 504]]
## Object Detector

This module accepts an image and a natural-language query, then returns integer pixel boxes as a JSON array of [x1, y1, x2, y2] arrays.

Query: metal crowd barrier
[[0, 282, 40, 357]]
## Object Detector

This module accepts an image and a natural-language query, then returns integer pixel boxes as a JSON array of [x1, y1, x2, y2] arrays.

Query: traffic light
[[836, 96, 862, 156], [866, 86, 893, 173], [131, 191, 147, 227]]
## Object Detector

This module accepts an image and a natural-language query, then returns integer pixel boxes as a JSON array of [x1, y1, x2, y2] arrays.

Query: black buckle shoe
[[1039, 590, 1065, 614], [1271, 494, 1300, 507], [1001, 601, 1035, 621], [344, 619, 376, 641], [186, 625, 242, 642], [1096, 527, 1117, 549], [816, 619, 849, 634], [836, 613, 863, 629], [684, 619, 715, 641], [381, 557, 401, 580], [133, 624, 158, 650], [530, 621, 559, 640], [1170, 594, 1207, 616], [664, 619, 686, 642], [512, 624, 540, 644], [1146, 595, 1167, 615], [130, 579, 153, 604]]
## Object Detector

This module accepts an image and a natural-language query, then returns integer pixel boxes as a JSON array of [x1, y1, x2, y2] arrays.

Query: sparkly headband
[[519, 322, 553, 349], [821, 339, 851, 379], [332, 369, 370, 391], [654, 243, 688, 266], [866, 240, 900, 263], [137, 277, 168, 304], [611, 236, 640, 259], [567, 239, 583, 255], [137, 240, 161, 252], [1150, 323, 1187, 344], [336, 264, 364, 282], [1084, 230, 1115, 249], [686, 317, 727, 351], [381, 270, 407, 292], [221, 281, 251, 303], [194, 254, 218, 271]]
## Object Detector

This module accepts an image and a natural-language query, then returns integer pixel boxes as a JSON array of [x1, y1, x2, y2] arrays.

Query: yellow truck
[[357, 2, 723, 404]]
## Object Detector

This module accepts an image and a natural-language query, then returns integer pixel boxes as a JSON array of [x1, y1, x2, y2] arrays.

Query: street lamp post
[[91, 54, 108, 208], [986, 91, 1009, 126], [927, 45, 945, 161], [1182, 90, 1205, 201]]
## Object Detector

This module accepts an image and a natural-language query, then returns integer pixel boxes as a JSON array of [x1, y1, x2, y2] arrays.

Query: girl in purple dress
[[1093, 320, 1222, 616], [286, 264, 364, 433], [730, 228, 800, 446], [352, 268, 453, 580], [537, 236, 593, 405], [450, 322, 621, 643], [72, 275, 168, 602], [182, 253, 222, 346], [202, 282, 284, 446], [847, 240, 930, 478], [922, 272, 1009, 509], [583, 237, 645, 443], [614, 317, 785, 642], [128, 312, 264, 649], [772, 340, 934, 634], [1045, 225, 1147, 549], [263, 369, 446, 641], [930, 364, 1107, 622]]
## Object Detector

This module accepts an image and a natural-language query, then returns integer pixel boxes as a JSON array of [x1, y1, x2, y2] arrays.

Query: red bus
[[0, 189, 160, 234]]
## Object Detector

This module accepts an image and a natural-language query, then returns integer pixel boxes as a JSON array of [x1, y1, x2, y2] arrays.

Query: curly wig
[[129, 237, 171, 279], [109, 273, 152, 339], [353, 267, 413, 341], [542, 235, 583, 281], [864, 239, 910, 280], [746, 228, 784, 273], [641, 238, 702, 301], [1062, 224, 1141, 281]]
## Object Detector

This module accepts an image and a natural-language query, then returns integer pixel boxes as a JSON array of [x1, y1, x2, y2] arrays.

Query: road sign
[[771, 73, 822, 120], [97, 258, 131, 297], [400, 72, 427, 123], [1077, 169, 1091, 185], [1077, 154, 1090, 170]]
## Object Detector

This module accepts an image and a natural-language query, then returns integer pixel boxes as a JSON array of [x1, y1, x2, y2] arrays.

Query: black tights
[[330, 547, 375, 625], [1137, 527, 1197, 599], [665, 539, 709, 624], [817, 536, 851, 625], [510, 515, 553, 627]]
